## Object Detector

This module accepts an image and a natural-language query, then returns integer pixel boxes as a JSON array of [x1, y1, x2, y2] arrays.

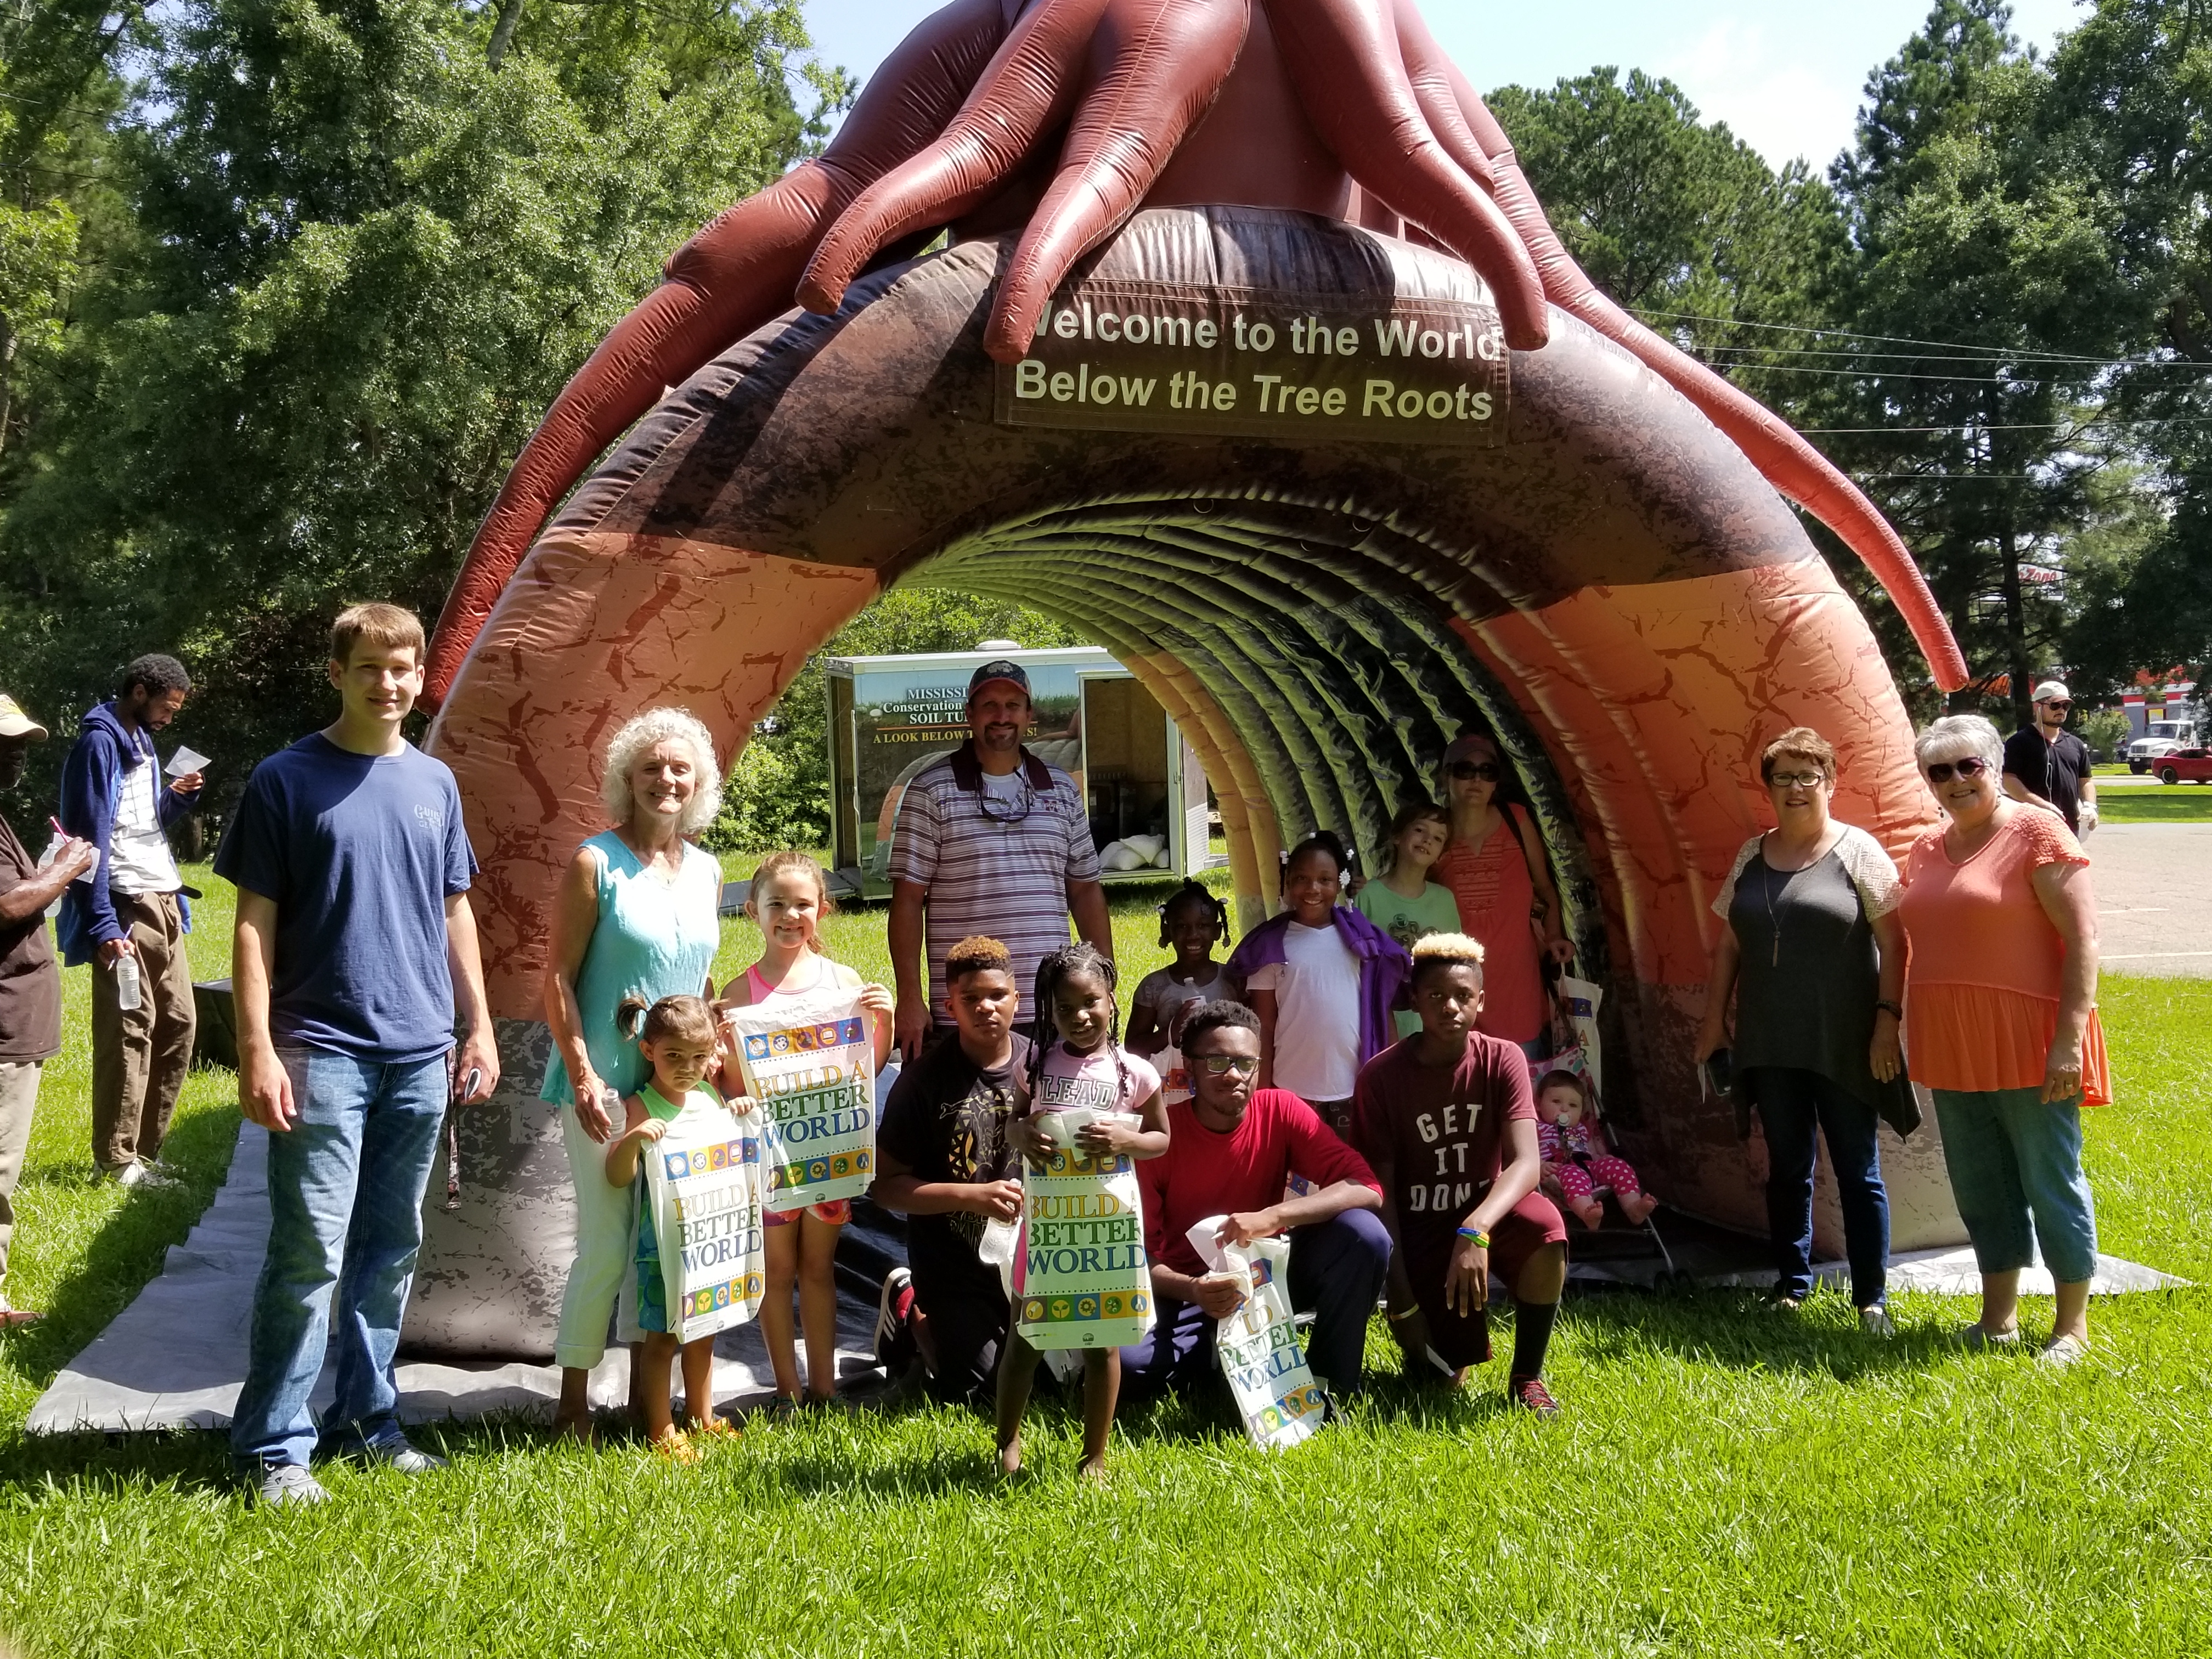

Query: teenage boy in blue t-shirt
[[216, 602, 499, 1508]]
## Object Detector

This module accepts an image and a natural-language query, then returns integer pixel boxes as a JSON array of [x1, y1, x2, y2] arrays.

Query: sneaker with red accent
[[1506, 1375, 1560, 1418], [874, 1267, 916, 1367]]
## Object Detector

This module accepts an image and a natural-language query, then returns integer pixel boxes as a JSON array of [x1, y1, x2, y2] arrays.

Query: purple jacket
[[1226, 904, 1411, 1069]]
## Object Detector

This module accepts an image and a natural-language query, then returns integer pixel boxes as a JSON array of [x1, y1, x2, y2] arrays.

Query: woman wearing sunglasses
[[1429, 733, 1573, 1056], [1895, 714, 2106, 1367], [1696, 727, 1916, 1331]]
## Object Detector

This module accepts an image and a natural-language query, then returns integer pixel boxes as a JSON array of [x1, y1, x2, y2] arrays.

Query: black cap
[[967, 659, 1030, 701]]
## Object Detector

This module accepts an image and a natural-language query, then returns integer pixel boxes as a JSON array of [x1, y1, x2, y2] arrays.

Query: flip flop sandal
[[647, 1430, 699, 1465]]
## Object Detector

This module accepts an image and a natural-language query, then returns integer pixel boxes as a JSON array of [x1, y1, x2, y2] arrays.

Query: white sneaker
[[1859, 1305, 1895, 1338], [104, 1161, 179, 1191], [254, 1463, 330, 1509], [2037, 1333, 2090, 1370]]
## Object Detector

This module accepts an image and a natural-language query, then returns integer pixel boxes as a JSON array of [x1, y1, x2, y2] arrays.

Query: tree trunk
[[486, 0, 525, 69], [0, 325, 15, 460], [1997, 511, 2031, 732]]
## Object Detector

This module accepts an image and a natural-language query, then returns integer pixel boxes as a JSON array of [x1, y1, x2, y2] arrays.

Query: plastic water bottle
[[114, 953, 142, 1013]]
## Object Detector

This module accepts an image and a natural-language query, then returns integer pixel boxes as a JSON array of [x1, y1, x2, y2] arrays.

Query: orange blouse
[[1894, 807, 2109, 1104], [1432, 806, 1546, 1045]]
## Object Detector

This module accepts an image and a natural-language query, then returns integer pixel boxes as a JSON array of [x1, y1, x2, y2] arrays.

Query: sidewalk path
[[2091, 823, 2212, 978]]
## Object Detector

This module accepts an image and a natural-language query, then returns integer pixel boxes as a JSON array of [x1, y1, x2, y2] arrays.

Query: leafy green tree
[[1488, 67, 1849, 416], [2039, 0, 2212, 692], [0, 0, 832, 807], [1819, 0, 2132, 727]]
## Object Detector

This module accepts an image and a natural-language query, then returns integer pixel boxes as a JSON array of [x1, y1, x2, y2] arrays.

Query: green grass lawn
[[2096, 790, 2212, 823], [3, 871, 2210, 1656]]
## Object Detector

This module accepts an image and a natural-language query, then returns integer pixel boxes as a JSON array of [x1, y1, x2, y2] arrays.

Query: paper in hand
[[165, 747, 211, 778]]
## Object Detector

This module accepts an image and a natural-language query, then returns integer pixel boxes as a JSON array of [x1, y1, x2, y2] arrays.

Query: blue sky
[[795, 0, 2089, 172]]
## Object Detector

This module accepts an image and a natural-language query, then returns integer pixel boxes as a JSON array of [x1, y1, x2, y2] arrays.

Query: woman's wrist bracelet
[[1875, 1000, 1903, 1019], [1385, 1306, 1420, 1323], [1457, 1226, 1491, 1248]]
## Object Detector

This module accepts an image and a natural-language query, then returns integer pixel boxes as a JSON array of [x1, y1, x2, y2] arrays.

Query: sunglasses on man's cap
[[967, 659, 1030, 700]]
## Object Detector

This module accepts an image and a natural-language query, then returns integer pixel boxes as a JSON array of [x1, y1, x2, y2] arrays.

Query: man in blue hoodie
[[58, 653, 204, 1187]]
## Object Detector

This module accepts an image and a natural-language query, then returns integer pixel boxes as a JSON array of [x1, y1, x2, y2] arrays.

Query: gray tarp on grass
[[26, 1118, 2185, 1435], [26, 1124, 883, 1436]]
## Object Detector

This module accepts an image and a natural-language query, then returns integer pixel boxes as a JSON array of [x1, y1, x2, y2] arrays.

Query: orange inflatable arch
[[408, 208, 1962, 1353]]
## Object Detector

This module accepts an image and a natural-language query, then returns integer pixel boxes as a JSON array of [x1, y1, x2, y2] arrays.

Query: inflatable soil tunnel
[[404, 207, 1962, 1357]]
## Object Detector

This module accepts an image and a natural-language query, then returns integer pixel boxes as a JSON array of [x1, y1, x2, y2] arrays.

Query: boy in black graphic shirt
[[873, 936, 1031, 1406]]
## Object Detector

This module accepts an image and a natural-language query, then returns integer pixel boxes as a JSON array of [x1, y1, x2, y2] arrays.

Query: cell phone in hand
[[454, 1065, 482, 1104], [1703, 1048, 1734, 1098]]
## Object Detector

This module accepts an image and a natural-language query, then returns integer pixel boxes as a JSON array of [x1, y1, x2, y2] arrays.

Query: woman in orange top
[[1895, 714, 2104, 1368], [1430, 733, 1573, 1054]]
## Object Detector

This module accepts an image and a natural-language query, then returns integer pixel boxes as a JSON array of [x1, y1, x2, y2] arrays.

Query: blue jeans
[[1933, 1086, 2098, 1284], [1749, 1067, 1891, 1307], [230, 1049, 448, 1470], [1120, 1209, 1390, 1398]]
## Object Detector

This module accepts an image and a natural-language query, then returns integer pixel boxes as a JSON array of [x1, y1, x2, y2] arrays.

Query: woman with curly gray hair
[[539, 706, 725, 1440], [1894, 713, 2105, 1368]]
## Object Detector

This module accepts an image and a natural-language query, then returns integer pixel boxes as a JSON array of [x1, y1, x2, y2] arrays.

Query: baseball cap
[[967, 659, 1030, 701], [2031, 680, 2072, 703], [0, 695, 48, 741], [1442, 731, 1500, 765]]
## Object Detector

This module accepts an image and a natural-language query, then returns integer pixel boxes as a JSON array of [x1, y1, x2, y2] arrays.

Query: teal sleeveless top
[[540, 830, 724, 1107]]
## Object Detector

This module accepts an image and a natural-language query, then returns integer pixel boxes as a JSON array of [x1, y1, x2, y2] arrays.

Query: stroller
[[1533, 972, 1686, 1291]]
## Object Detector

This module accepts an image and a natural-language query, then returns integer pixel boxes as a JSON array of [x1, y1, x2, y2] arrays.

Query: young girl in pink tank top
[[715, 851, 893, 1412]]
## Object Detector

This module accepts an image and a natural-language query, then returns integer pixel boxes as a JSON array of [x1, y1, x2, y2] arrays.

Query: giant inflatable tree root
[[421, 0, 1966, 711], [404, 206, 1963, 1359]]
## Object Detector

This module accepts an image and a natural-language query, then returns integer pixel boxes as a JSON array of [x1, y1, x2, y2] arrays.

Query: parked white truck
[[2129, 709, 2204, 772]]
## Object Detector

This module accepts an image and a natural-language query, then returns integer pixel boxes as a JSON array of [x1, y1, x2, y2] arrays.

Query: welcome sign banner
[[641, 1096, 766, 1344], [995, 281, 1509, 448], [1015, 1110, 1155, 1351], [1187, 1220, 1326, 1451], [724, 987, 876, 1211]]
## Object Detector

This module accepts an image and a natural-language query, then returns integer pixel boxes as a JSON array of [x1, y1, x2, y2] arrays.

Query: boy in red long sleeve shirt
[[1122, 1001, 1388, 1402]]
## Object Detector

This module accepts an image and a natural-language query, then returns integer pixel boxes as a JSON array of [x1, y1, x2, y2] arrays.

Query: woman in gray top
[[1695, 727, 1917, 1330]]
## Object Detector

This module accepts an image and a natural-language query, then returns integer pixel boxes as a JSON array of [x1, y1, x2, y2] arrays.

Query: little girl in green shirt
[[1353, 800, 1464, 1037], [603, 992, 738, 1462]]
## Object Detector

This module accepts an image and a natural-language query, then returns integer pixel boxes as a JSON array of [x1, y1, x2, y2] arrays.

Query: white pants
[[555, 1103, 638, 1370], [0, 1059, 41, 1297]]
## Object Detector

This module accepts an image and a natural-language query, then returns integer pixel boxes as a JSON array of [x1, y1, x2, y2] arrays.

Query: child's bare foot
[[647, 1426, 698, 1465], [1077, 1457, 1110, 1483], [1572, 1199, 1604, 1229], [1620, 1192, 1658, 1225], [997, 1437, 1022, 1477], [691, 1416, 742, 1444], [554, 1416, 596, 1448]]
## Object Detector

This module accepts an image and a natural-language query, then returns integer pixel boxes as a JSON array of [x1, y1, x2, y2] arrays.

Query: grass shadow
[[1556, 1284, 1962, 1379], [1, 1106, 242, 1397], [0, 1423, 238, 1497]]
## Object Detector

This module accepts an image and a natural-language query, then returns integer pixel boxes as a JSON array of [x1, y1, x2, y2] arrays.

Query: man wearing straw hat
[[0, 693, 96, 1324]]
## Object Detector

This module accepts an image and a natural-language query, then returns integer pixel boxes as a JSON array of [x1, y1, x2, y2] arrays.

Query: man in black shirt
[[872, 934, 1030, 1406], [2002, 680, 2096, 834]]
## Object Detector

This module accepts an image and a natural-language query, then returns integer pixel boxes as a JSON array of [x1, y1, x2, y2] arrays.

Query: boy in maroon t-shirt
[[1351, 933, 1569, 1415], [1121, 1001, 1388, 1401]]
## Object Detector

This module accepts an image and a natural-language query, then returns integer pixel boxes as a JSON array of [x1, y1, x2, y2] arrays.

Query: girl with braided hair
[[1000, 941, 1171, 1479], [1127, 881, 1243, 1105]]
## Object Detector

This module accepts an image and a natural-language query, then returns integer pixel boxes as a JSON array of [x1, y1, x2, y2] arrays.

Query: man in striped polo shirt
[[889, 659, 1113, 1057]]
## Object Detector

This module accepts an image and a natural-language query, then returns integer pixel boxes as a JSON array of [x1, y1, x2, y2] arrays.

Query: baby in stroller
[[1534, 1070, 1658, 1228]]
